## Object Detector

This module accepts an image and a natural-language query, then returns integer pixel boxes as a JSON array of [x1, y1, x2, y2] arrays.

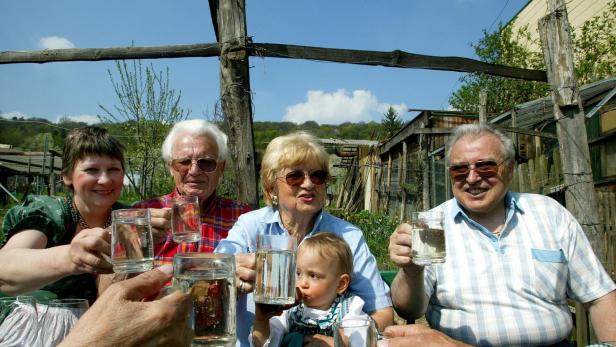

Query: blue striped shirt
[[424, 192, 615, 346]]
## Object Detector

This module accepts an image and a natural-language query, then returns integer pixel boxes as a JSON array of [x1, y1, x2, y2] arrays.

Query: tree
[[99, 60, 190, 200], [449, 24, 548, 114], [381, 107, 404, 139], [450, 1, 616, 114]]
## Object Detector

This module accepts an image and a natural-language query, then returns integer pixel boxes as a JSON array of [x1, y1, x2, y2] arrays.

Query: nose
[[465, 167, 482, 183], [299, 173, 314, 188], [98, 171, 112, 185], [187, 160, 201, 175], [297, 275, 308, 288]]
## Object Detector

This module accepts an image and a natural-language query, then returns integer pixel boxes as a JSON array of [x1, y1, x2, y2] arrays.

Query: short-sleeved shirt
[[2, 195, 127, 304], [215, 206, 392, 347], [424, 192, 616, 346], [133, 190, 251, 265]]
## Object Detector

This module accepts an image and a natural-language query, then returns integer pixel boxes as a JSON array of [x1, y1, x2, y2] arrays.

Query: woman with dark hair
[[0, 126, 126, 304]]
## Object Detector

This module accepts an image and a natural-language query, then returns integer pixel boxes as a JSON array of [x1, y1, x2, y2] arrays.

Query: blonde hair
[[260, 131, 329, 205], [299, 232, 353, 279]]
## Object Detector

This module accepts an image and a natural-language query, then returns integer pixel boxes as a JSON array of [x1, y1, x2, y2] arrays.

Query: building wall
[[510, 0, 610, 51]]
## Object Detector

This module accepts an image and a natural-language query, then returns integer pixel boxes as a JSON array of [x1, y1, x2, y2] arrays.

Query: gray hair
[[161, 119, 229, 164], [445, 124, 516, 165]]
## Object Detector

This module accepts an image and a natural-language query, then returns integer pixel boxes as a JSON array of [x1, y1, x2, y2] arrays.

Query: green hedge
[[329, 209, 398, 270]]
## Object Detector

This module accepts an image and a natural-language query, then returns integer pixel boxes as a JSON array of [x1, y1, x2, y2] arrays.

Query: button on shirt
[[424, 192, 616, 346], [215, 207, 392, 347]]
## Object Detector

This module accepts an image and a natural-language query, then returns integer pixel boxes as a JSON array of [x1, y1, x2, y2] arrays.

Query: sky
[[0, 0, 529, 126]]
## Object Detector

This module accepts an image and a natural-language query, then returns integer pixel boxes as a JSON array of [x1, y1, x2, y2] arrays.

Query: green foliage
[[451, 2, 616, 114], [329, 209, 397, 270], [573, 0, 616, 85], [449, 24, 549, 113], [381, 107, 404, 139]]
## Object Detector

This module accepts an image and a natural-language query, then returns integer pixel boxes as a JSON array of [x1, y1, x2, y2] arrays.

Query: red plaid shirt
[[133, 190, 252, 265]]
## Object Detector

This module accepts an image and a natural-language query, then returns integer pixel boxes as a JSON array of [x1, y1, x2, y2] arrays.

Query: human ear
[[336, 273, 351, 294]]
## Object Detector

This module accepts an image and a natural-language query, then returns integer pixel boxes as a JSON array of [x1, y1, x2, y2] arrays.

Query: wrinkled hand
[[379, 325, 470, 347], [236, 253, 256, 294], [149, 208, 171, 243], [68, 227, 113, 274], [388, 223, 416, 269], [59, 265, 192, 347]]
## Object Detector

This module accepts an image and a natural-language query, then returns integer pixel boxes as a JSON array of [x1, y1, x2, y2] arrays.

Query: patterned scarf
[[287, 292, 352, 337]]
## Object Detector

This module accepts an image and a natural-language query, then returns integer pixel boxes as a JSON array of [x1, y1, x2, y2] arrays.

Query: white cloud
[[283, 89, 408, 125], [38, 36, 75, 49], [55, 114, 100, 124], [0, 111, 29, 119]]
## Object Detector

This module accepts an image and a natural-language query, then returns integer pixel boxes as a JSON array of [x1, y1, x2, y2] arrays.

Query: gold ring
[[239, 280, 246, 293]]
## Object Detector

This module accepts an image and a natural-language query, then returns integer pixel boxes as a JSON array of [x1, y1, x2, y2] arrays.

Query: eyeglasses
[[171, 157, 218, 173], [278, 170, 330, 186], [448, 160, 504, 181]]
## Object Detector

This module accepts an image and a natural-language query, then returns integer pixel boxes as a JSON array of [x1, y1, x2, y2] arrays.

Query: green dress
[[2, 195, 127, 304]]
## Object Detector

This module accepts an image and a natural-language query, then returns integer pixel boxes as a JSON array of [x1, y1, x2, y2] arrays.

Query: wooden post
[[421, 133, 430, 211], [49, 154, 55, 195], [540, 2, 602, 345], [212, 0, 259, 208], [479, 89, 487, 124], [539, 0, 603, 262], [401, 140, 408, 221]]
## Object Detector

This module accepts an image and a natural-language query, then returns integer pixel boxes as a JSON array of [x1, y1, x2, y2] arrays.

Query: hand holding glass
[[411, 211, 446, 265], [171, 195, 201, 243], [111, 208, 154, 273], [173, 252, 236, 347], [254, 234, 297, 305]]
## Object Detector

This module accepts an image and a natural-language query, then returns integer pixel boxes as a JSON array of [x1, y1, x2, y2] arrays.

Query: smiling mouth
[[466, 188, 488, 196]]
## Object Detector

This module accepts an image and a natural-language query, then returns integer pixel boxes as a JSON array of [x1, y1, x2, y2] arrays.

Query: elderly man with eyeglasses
[[134, 119, 252, 265], [387, 124, 616, 346]]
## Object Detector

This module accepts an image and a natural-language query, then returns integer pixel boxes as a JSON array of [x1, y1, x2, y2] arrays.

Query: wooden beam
[[254, 43, 547, 81], [0, 44, 220, 64], [0, 43, 548, 82]]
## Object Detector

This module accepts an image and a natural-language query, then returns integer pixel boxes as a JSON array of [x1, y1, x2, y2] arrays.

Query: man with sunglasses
[[133, 119, 252, 266], [388, 124, 616, 346]]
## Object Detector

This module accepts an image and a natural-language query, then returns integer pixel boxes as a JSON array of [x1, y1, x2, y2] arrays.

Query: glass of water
[[0, 296, 39, 347], [111, 208, 154, 273], [173, 252, 236, 347], [333, 318, 377, 347], [171, 195, 201, 243], [40, 298, 89, 346], [411, 211, 446, 266], [254, 234, 297, 305]]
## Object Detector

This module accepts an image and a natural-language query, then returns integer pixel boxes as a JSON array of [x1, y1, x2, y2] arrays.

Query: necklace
[[67, 196, 112, 229]]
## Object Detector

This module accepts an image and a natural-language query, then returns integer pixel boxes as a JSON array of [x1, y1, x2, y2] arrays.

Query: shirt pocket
[[530, 248, 568, 302]]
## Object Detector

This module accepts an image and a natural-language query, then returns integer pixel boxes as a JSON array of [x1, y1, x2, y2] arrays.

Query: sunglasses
[[171, 157, 218, 173], [278, 170, 330, 186], [448, 160, 504, 181]]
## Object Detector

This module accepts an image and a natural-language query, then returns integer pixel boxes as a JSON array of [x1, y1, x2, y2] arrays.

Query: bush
[[329, 209, 398, 270]]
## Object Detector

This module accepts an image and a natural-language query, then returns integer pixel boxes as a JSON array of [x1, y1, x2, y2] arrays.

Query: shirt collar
[[265, 207, 325, 236], [452, 191, 523, 223]]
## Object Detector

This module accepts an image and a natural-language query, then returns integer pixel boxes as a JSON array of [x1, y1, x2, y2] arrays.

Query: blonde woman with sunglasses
[[216, 131, 393, 347], [387, 123, 616, 346]]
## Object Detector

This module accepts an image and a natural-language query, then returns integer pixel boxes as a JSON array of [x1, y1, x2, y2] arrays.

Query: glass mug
[[411, 211, 446, 265], [111, 208, 154, 273], [254, 234, 297, 305], [40, 298, 89, 347], [0, 296, 39, 347], [333, 318, 377, 347], [173, 252, 236, 347], [171, 195, 201, 243]]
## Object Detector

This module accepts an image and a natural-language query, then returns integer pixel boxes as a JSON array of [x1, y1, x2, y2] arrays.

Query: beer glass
[[254, 234, 297, 305], [0, 296, 39, 347], [171, 195, 201, 243], [40, 298, 89, 347], [173, 252, 236, 347], [333, 318, 377, 347], [111, 208, 154, 273], [411, 211, 446, 265]]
